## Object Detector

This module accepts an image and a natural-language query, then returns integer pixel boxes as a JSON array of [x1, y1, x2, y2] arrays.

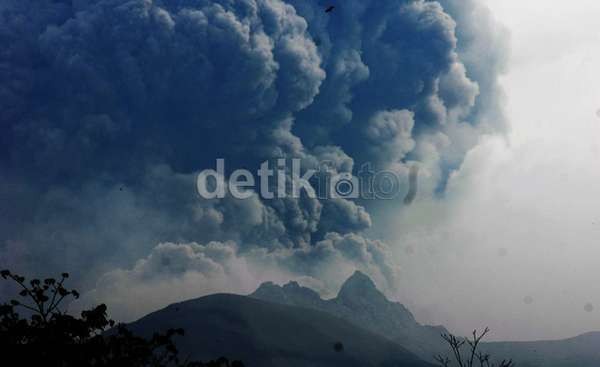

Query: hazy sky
[[391, 0, 600, 341]]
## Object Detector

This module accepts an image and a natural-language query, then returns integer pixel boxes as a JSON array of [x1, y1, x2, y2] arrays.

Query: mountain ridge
[[125, 293, 435, 367], [251, 271, 449, 361], [251, 270, 600, 366], [124, 271, 600, 367]]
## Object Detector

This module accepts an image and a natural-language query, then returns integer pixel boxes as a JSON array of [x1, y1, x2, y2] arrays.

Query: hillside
[[482, 332, 600, 367], [125, 293, 435, 367], [252, 271, 600, 367], [251, 271, 450, 361]]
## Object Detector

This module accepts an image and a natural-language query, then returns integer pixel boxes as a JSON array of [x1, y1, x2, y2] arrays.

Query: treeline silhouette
[[0, 270, 244, 367]]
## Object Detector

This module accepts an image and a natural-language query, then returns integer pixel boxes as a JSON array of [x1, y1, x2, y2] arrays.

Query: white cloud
[[389, 0, 600, 341]]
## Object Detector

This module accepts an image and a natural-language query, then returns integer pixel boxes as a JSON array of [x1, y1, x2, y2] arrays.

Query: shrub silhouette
[[0, 269, 244, 367], [434, 328, 514, 367]]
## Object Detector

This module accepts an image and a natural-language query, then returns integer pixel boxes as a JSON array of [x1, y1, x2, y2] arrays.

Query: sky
[[0, 0, 599, 342], [390, 0, 600, 341]]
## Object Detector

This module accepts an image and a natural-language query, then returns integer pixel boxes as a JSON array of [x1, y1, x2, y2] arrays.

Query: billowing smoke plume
[[0, 0, 507, 319]]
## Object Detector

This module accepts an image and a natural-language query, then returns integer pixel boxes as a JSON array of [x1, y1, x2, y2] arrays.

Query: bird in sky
[[325, 5, 335, 13]]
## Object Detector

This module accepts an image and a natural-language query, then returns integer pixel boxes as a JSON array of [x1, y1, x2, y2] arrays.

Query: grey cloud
[[0, 0, 508, 315], [81, 235, 399, 321], [267, 232, 401, 294], [364, 110, 416, 168], [79, 240, 255, 320], [318, 199, 372, 235]]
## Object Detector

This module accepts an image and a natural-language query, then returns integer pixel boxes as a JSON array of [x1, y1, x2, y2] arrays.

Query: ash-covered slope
[[251, 271, 449, 361], [126, 293, 435, 367]]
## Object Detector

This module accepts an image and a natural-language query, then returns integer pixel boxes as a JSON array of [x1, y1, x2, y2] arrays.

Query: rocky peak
[[252, 281, 284, 298], [336, 270, 387, 303], [251, 280, 322, 306], [251, 271, 440, 362]]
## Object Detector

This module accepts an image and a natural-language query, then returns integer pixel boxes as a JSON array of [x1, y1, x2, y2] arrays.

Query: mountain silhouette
[[252, 271, 600, 366], [124, 293, 435, 367], [337, 270, 389, 303], [252, 271, 448, 361], [123, 271, 600, 367]]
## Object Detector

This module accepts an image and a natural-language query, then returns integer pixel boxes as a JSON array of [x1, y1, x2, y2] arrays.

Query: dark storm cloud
[[288, 0, 486, 170], [0, 0, 507, 315]]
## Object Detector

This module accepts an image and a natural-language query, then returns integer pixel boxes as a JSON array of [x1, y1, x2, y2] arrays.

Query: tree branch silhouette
[[0, 269, 243, 367], [435, 327, 514, 367]]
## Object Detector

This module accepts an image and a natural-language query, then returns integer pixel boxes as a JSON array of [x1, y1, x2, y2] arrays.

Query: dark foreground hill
[[125, 293, 435, 367]]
